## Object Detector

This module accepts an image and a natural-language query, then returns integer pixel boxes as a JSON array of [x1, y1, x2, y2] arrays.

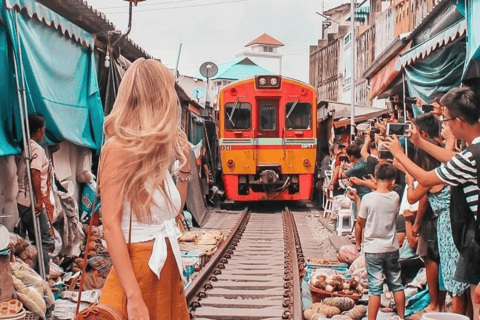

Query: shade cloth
[[0, 0, 104, 154], [397, 19, 466, 69], [404, 39, 466, 104]]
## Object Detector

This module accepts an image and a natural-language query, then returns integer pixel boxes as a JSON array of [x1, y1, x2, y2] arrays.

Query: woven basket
[[309, 284, 361, 303], [0, 309, 26, 320], [22, 311, 38, 320]]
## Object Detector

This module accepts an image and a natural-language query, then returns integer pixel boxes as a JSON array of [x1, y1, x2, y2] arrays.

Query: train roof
[[220, 75, 316, 92]]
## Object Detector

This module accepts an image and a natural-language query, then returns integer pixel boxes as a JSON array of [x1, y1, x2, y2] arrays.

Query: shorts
[[365, 251, 404, 296], [416, 218, 439, 262]]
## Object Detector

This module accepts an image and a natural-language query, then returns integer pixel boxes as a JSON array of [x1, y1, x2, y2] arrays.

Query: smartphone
[[386, 123, 412, 137], [339, 155, 349, 162]]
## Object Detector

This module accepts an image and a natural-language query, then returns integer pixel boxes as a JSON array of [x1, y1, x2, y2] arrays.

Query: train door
[[257, 100, 278, 138]]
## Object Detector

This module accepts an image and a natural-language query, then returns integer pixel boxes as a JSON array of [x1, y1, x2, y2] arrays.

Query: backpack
[[449, 143, 480, 283]]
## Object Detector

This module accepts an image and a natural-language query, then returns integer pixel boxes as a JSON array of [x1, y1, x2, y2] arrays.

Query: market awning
[[334, 108, 389, 128], [1, 0, 104, 152], [5, 0, 94, 49], [397, 18, 466, 69], [317, 101, 389, 128], [460, 0, 480, 80], [369, 43, 411, 99]]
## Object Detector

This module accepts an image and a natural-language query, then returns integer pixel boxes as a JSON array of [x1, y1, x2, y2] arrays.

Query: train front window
[[285, 102, 312, 130], [259, 103, 277, 131], [225, 102, 251, 130]]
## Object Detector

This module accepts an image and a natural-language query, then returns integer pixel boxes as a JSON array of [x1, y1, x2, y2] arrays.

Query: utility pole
[[350, 0, 356, 142]]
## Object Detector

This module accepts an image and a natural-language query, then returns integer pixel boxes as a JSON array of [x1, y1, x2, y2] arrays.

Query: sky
[[86, 0, 344, 83]]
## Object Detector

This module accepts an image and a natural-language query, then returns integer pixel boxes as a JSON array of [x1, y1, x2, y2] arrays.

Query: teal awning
[[461, 0, 480, 80], [0, 0, 104, 155], [403, 40, 466, 104], [346, 0, 370, 22], [397, 19, 466, 69]]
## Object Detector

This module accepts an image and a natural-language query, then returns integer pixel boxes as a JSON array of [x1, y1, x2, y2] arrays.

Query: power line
[[97, 0, 200, 11], [104, 0, 253, 14]]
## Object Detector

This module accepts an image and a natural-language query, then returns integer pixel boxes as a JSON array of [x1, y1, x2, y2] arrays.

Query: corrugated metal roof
[[194, 58, 274, 81], [35, 0, 153, 61]]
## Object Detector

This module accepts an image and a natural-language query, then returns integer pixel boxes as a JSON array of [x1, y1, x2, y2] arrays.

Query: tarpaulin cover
[[404, 40, 466, 104], [0, 0, 104, 154], [0, 16, 21, 156], [456, 0, 480, 80]]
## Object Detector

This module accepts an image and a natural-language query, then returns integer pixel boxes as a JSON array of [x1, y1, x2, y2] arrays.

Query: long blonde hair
[[103, 58, 187, 221]]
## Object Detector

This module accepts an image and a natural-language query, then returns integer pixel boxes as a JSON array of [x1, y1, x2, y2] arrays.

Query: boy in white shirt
[[348, 162, 405, 320]]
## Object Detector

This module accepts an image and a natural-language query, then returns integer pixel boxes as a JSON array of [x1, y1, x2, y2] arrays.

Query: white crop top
[[120, 172, 184, 280]]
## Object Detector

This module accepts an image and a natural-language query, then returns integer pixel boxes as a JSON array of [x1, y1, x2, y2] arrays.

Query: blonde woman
[[98, 58, 190, 320]]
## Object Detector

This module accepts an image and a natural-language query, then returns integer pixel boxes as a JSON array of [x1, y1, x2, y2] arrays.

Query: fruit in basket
[[332, 280, 343, 291], [342, 305, 367, 320], [355, 284, 364, 294], [341, 289, 354, 295], [321, 297, 355, 311], [325, 284, 334, 292], [348, 278, 358, 290]]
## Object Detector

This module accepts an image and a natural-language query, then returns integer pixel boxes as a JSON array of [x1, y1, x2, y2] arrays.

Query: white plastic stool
[[323, 192, 334, 218], [336, 208, 353, 236]]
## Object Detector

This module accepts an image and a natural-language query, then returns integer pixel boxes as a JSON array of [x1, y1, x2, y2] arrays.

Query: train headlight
[[259, 78, 267, 86], [270, 78, 278, 86], [227, 159, 235, 167], [303, 159, 311, 167]]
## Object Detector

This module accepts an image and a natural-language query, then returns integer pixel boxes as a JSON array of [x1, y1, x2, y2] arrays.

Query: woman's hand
[[349, 177, 362, 186], [384, 135, 404, 158], [441, 122, 454, 141], [407, 122, 421, 145], [403, 209, 416, 222], [346, 189, 359, 202], [412, 221, 421, 236], [127, 295, 150, 320]]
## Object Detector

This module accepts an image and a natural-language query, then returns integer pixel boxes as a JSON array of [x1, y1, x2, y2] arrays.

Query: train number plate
[[220, 145, 232, 151], [301, 144, 314, 149]]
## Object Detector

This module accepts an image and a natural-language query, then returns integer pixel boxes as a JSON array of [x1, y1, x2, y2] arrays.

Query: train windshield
[[225, 102, 251, 130], [285, 102, 312, 130]]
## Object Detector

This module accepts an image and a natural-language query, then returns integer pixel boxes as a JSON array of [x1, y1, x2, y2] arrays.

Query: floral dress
[[428, 185, 470, 296]]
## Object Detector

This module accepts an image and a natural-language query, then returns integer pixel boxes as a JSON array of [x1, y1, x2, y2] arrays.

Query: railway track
[[185, 206, 305, 320]]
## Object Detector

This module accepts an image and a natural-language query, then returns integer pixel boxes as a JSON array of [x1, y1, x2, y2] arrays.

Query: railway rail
[[185, 206, 305, 320]]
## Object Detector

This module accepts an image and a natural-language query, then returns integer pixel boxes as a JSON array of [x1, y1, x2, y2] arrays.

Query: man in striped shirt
[[385, 87, 480, 318]]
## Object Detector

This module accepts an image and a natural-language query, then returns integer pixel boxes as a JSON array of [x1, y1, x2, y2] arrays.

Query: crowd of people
[[319, 87, 480, 320]]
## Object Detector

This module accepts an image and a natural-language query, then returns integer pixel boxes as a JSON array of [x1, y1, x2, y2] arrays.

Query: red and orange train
[[218, 75, 317, 201]]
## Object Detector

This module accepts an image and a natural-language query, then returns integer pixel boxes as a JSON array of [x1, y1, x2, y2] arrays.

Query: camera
[[339, 155, 349, 163], [381, 113, 391, 119], [370, 128, 380, 139], [386, 123, 412, 137], [378, 150, 394, 160], [422, 104, 434, 113]]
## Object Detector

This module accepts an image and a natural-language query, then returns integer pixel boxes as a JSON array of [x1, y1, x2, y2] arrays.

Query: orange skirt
[[99, 239, 189, 320]]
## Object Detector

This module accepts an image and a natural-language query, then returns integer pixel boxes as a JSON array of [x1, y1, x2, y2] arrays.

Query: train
[[218, 75, 317, 201]]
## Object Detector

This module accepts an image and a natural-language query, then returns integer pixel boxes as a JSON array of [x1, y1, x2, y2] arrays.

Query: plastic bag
[[337, 245, 359, 265], [79, 181, 101, 223], [349, 253, 368, 288]]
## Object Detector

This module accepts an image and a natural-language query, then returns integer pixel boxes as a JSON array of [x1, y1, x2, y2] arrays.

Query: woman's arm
[[403, 210, 418, 250], [100, 142, 149, 320]]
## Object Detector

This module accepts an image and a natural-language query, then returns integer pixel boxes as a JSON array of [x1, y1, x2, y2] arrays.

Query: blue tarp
[[455, 0, 480, 80], [0, 0, 104, 155], [0, 16, 21, 156], [404, 40, 466, 104]]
